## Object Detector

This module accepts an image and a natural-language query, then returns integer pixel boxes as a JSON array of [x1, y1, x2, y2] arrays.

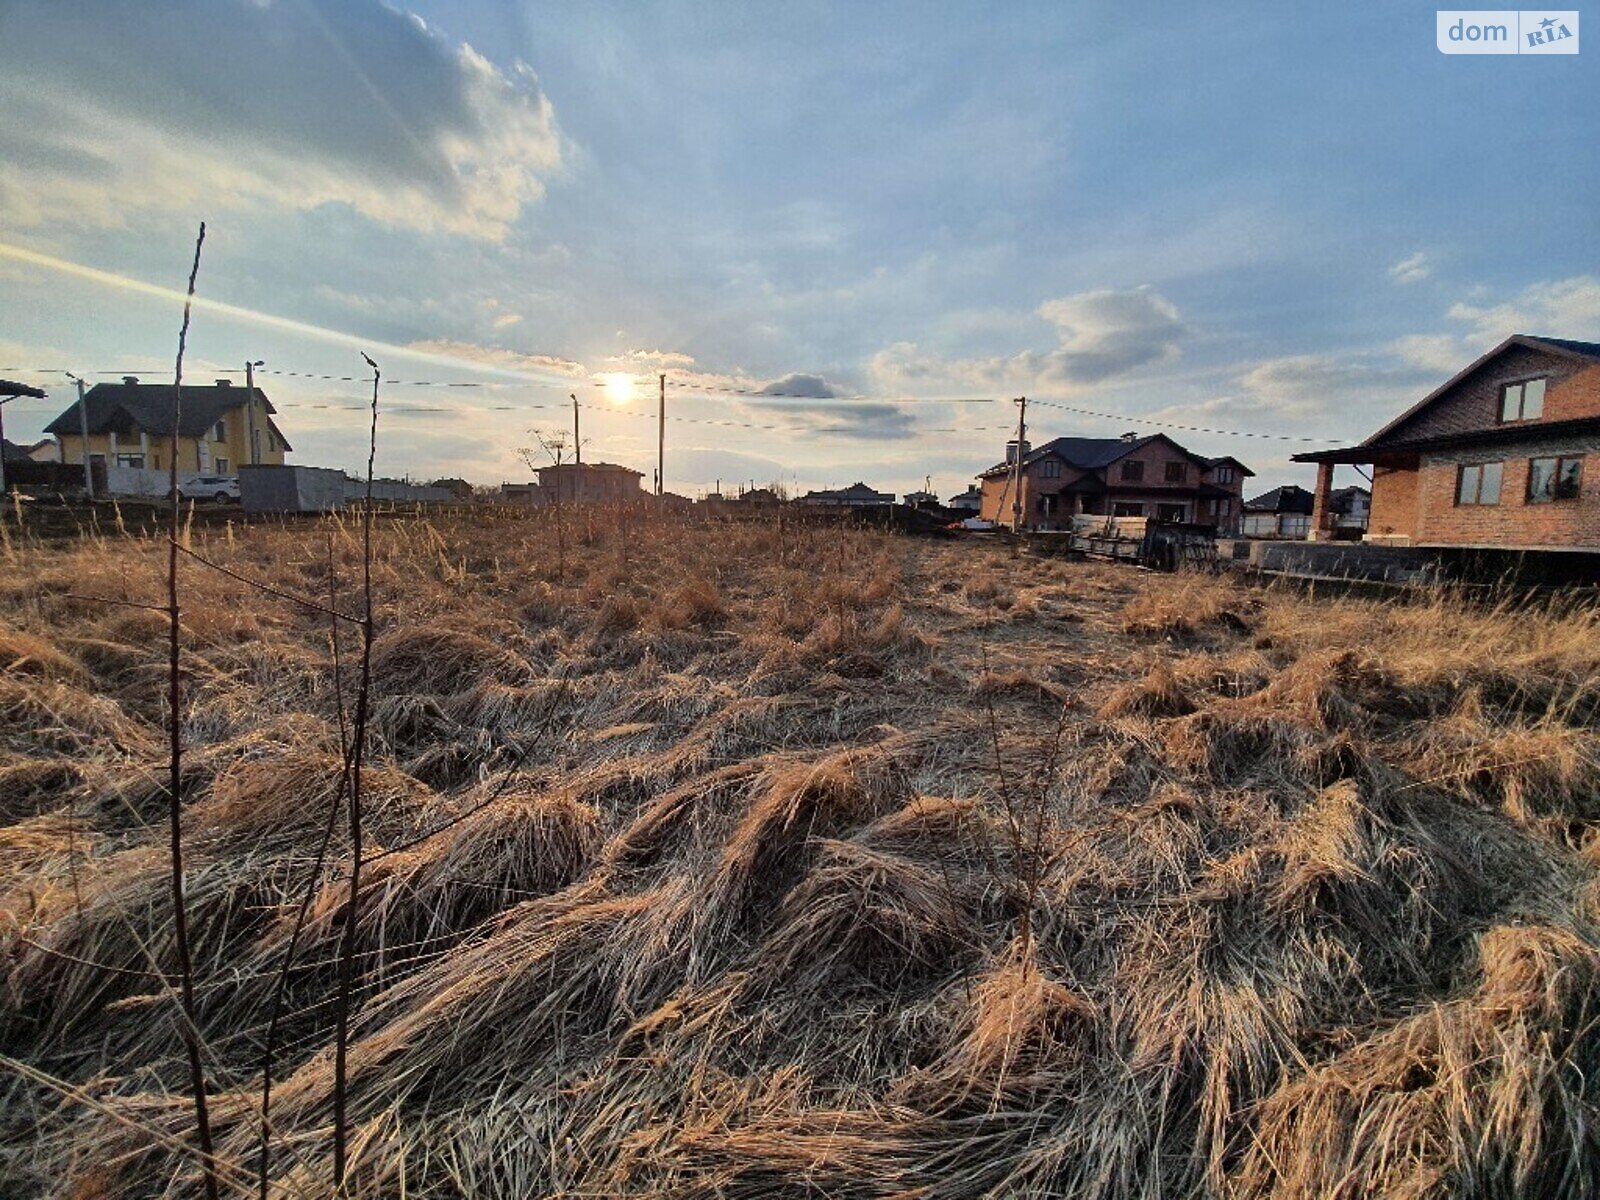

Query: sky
[[0, 0, 1596, 498]]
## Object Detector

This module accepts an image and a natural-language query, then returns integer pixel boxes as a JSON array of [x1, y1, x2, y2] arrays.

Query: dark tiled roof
[[43, 380, 279, 440], [981, 434, 1158, 476], [3, 438, 34, 462], [1244, 484, 1315, 514], [1524, 336, 1600, 359]]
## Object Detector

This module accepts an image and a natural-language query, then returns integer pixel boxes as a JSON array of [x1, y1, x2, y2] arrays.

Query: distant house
[[1294, 335, 1600, 550], [977, 434, 1252, 533], [738, 486, 782, 504], [903, 489, 939, 507], [429, 477, 474, 501], [503, 461, 645, 506], [798, 482, 894, 507], [44, 376, 289, 475], [947, 485, 982, 512], [1242, 485, 1315, 538]]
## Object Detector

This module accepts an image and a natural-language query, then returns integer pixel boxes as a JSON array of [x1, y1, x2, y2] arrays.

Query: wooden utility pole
[[1010, 395, 1027, 533], [245, 359, 262, 466], [656, 373, 665, 496], [571, 394, 581, 468], [74, 375, 94, 499]]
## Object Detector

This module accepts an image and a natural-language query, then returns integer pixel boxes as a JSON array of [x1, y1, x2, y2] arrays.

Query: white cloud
[[491, 313, 524, 330], [0, 1, 562, 241], [403, 338, 587, 378], [867, 285, 1184, 396], [1446, 276, 1600, 344], [1388, 251, 1431, 284]]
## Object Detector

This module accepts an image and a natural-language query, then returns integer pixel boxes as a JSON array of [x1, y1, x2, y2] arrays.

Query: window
[[1527, 455, 1584, 503], [1499, 378, 1547, 423], [115, 454, 145, 469], [1281, 514, 1311, 538], [1036, 459, 1061, 478], [1214, 466, 1235, 484], [1120, 460, 1144, 482], [1112, 501, 1143, 517], [215, 458, 229, 474], [1155, 502, 1186, 522], [1164, 461, 1187, 483], [214, 419, 227, 441], [1455, 461, 1503, 506]]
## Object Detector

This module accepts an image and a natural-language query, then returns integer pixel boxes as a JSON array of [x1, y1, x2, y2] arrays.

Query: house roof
[[43, 379, 290, 449], [1245, 484, 1315, 514], [980, 432, 1239, 478], [537, 461, 643, 476], [1294, 414, 1600, 464], [802, 481, 892, 499], [1294, 335, 1600, 464], [2, 438, 34, 462], [1198, 454, 1257, 476]]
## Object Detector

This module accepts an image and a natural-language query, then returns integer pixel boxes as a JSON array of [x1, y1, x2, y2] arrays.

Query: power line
[[0, 364, 1348, 444]]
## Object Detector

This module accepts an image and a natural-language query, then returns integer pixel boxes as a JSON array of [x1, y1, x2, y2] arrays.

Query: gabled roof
[[1198, 454, 1256, 476], [1244, 484, 1315, 514], [43, 379, 287, 447], [539, 461, 643, 475], [979, 431, 1233, 479], [2, 438, 35, 462], [1351, 334, 1600, 451]]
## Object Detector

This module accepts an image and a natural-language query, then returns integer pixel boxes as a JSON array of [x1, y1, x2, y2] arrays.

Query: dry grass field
[[2, 509, 1600, 1197]]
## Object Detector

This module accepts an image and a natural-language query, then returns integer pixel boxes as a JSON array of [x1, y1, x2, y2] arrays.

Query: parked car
[[176, 474, 240, 503]]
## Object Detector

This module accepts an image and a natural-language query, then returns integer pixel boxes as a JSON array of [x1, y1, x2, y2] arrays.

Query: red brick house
[[977, 434, 1252, 533], [1294, 335, 1600, 550]]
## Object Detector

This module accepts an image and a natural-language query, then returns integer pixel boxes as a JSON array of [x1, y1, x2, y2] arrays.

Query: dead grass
[[0, 513, 1597, 1199]]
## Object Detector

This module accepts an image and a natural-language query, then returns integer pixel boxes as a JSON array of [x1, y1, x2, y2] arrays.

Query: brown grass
[[0, 511, 1597, 1198]]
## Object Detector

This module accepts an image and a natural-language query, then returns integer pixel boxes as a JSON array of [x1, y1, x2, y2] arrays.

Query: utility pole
[[72, 375, 94, 500], [1010, 395, 1027, 533], [245, 359, 264, 466], [571, 393, 581, 467], [656, 373, 665, 497]]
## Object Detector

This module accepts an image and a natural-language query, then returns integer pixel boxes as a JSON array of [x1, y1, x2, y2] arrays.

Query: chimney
[[215, 378, 232, 387], [122, 376, 140, 385], [1121, 431, 1138, 442]]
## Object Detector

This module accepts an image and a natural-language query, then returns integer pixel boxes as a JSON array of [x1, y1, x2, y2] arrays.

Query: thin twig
[[332, 354, 379, 1187], [256, 533, 355, 1200], [166, 220, 221, 1200]]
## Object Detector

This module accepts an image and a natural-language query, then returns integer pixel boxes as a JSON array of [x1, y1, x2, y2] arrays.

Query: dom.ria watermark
[[1437, 10, 1579, 52]]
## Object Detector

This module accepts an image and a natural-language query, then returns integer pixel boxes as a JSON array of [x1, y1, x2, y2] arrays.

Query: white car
[[177, 475, 240, 503]]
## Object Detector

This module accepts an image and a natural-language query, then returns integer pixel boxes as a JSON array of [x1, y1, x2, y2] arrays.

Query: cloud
[[739, 371, 910, 439], [491, 312, 524, 330], [606, 349, 698, 370], [403, 338, 587, 378], [756, 373, 840, 398], [867, 286, 1184, 396], [1388, 251, 1431, 284], [0, 1, 562, 240], [1447, 276, 1600, 344]]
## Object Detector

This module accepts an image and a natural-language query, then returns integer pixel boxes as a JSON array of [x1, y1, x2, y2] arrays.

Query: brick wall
[[1414, 435, 1600, 548], [1384, 346, 1600, 443], [1369, 462, 1421, 539]]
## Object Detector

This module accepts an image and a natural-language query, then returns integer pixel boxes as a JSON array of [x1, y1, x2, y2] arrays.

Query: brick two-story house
[[977, 433, 1252, 532], [1293, 335, 1600, 550]]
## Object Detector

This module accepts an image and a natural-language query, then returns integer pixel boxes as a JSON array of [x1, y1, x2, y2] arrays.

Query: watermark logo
[[1437, 11, 1579, 53]]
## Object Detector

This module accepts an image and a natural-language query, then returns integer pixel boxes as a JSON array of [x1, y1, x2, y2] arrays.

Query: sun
[[602, 372, 635, 406]]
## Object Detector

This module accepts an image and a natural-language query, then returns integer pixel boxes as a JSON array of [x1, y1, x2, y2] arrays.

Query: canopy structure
[[0, 379, 47, 495]]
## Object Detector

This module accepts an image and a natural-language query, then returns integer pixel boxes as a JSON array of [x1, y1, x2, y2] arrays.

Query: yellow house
[[46, 376, 291, 475]]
